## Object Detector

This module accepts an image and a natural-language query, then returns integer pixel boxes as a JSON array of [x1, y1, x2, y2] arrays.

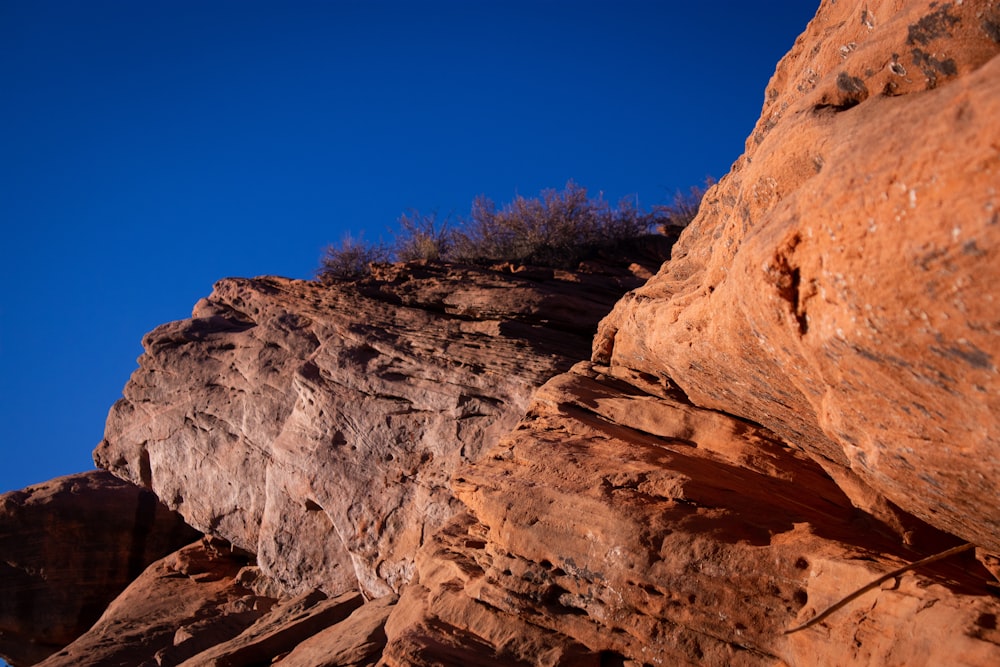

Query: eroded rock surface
[[94, 256, 666, 599], [6, 1, 1000, 665], [0, 471, 199, 666], [383, 363, 1000, 665], [276, 594, 395, 667], [34, 538, 268, 667], [33, 535, 397, 667], [596, 0, 1000, 550]]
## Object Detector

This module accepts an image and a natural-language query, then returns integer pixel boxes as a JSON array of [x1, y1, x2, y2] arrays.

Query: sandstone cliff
[[2, 1, 999, 666], [2, 246, 670, 666]]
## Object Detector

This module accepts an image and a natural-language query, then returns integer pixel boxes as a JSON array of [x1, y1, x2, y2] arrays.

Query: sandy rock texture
[[34, 536, 393, 667], [6, 1, 1000, 665], [596, 0, 1000, 550], [94, 255, 665, 600], [33, 537, 266, 667], [0, 471, 199, 666], [383, 363, 1000, 665]]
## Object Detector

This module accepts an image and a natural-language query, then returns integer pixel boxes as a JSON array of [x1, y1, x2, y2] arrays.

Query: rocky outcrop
[[35, 536, 391, 667], [93, 255, 667, 601], [383, 362, 1000, 665], [380, 0, 1000, 662], [0, 471, 199, 666], [34, 538, 267, 667], [595, 0, 1000, 550], [4, 1, 999, 665]]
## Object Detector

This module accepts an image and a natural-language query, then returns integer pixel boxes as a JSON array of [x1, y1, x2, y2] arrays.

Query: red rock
[[95, 259, 663, 600], [174, 588, 364, 666], [32, 535, 397, 667], [595, 0, 1000, 550], [267, 594, 396, 667], [384, 363, 1000, 665], [12, 1, 1000, 664], [0, 471, 199, 666], [34, 537, 274, 667]]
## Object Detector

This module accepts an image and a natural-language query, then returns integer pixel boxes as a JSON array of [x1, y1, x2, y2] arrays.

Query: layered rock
[[380, 0, 1000, 663], [5, 1, 1000, 665], [383, 363, 1000, 665], [595, 0, 1000, 550], [94, 254, 667, 600], [0, 471, 199, 666], [34, 537, 267, 667], [34, 536, 391, 667]]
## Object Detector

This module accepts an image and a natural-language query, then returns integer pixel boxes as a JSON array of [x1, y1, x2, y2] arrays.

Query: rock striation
[[383, 362, 1000, 665], [34, 536, 390, 667], [3, 1, 1000, 665], [93, 254, 665, 602]]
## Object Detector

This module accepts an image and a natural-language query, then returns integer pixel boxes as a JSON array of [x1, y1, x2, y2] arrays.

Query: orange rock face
[[596, 0, 1000, 551], [5, 1, 1000, 665], [383, 363, 1000, 665]]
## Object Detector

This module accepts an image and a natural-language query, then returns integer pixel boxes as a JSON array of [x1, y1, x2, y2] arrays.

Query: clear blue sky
[[0, 1, 818, 495]]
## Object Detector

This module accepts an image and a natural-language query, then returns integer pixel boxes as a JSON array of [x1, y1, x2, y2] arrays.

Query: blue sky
[[0, 1, 818, 495]]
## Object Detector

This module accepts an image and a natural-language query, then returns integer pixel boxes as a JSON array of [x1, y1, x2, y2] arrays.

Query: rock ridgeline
[[2, 1, 999, 665], [1, 244, 673, 666]]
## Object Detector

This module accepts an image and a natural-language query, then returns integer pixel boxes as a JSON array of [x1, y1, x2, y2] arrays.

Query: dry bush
[[316, 180, 708, 279], [317, 234, 390, 282], [394, 211, 453, 262], [449, 181, 658, 268], [654, 180, 714, 229]]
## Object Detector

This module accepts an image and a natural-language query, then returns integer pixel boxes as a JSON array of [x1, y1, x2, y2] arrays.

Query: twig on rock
[[784, 542, 975, 634]]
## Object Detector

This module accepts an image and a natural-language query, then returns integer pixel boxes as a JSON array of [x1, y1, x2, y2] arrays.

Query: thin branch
[[784, 542, 975, 634]]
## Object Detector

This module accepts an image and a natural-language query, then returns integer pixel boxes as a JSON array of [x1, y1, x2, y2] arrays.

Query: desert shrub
[[654, 180, 713, 229], [317, 180, 708, 279], [448, 181, 658, 268], [394, 211, 453, 262], [317, 234, 390, 282]]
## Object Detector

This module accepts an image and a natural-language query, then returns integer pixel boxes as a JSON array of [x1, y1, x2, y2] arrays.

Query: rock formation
[[33, 536, 391, 667], [595, 0, 1000, 550], [384, 362, 999, 665], [93, 255, 664, 601], [0, 471, 199, 665], [2, 1, 999, 665]]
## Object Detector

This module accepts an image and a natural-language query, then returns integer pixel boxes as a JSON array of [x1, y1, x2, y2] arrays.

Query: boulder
[[0, 471, 199, 666], [596, 0, 1000, 550]]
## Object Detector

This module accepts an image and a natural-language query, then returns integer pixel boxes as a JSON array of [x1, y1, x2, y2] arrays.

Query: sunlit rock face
[[383, 362, 1000, 666], [596, 0, 1000, 551], [379, 0, 1000, 663], [94, 252, 667, 600], [5, 1, 1000, 665]]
